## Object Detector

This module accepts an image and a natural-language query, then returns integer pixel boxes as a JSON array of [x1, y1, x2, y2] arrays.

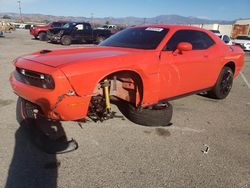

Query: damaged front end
[[47, 30, 64, 43], [10, 58, 92, 121]]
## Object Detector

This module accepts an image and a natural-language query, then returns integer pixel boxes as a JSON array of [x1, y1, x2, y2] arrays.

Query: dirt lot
[[0, 30, 250, 188]]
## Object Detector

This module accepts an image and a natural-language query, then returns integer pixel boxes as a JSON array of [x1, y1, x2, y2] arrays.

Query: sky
[[0, 0, 250, 21]]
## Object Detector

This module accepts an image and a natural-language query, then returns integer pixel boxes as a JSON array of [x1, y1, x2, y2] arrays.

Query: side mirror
[[173, 42, 192, 55], [177, 42, 192, 51]]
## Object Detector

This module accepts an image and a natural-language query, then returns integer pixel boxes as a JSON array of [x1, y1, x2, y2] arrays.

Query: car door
[[83, 23, 93, 42], [159, 29, 217, 98], [72, 23, 93, 42], [72, 23, 84, 41]]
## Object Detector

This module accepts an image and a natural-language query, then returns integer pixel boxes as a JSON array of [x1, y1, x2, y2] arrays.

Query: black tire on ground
[[16, 97, 37, 125], [39, 32, 47, 41], [16, 97, 78, 154], [126, 102, 173, 127], [208, 66, 234, 99], [61, 35, 72, 45]]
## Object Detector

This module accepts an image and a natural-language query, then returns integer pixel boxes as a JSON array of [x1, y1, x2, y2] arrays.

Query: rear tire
[[208, 66, 234, 99], [126, 102, 173, 126], [61, 35, 72, 45]]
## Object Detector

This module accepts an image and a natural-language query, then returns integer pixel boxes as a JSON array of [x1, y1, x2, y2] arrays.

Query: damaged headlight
[[40, 73, 55, 89], [15, 67, 55, 89]]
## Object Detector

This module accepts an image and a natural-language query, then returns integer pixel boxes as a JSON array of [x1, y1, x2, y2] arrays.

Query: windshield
[[63, 23, 71, 28], [99, 27, 168, 50], [62, 23, 77, 29]]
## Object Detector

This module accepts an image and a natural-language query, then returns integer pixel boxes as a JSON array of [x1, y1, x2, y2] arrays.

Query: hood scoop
[[40, 49, 52, 54]]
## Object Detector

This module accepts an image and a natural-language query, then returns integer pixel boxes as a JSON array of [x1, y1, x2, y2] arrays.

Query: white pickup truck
[[97, 24, 117, 30], [232, 35, 250, 51]]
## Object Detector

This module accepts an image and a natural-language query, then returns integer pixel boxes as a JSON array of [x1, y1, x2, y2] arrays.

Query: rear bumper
[[9, 60, 90, 121]]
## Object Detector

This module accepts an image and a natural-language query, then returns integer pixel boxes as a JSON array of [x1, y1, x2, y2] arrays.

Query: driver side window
[[165, 30, 215, 51], [75, 24, 84, 30]]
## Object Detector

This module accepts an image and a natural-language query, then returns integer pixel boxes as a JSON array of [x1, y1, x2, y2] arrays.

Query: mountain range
[[0, 12, 234, 25]]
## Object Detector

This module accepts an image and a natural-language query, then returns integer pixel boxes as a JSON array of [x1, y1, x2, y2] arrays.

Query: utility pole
[[17, 1, 23, 23], [91, 13, 94, 26]]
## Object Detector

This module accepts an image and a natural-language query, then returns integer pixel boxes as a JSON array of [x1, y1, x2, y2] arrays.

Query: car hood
[[35, 25, 49, 29], [21, 47, 140, 68]]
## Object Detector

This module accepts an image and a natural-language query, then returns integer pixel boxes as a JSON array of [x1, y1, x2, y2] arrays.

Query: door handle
[[204, 55, 209, 58]]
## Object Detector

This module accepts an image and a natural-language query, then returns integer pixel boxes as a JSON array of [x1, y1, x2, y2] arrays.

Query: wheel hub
[[220, 71, 233, 95]]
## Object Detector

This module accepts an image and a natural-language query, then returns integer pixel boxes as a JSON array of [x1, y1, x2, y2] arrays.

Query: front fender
[[60, 57, 161, 106]]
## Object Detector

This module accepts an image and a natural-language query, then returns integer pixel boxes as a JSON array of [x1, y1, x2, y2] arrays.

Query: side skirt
[[159, 87, 213, 103]]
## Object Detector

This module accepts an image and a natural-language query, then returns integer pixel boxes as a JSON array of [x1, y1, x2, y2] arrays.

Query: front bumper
[[9, 59, 90, 121], [30, 29, 38, 37]]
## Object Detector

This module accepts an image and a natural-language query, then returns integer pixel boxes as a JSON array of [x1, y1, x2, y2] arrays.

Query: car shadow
[[5, 98, 78, 188], [5, 119, 59, 188]]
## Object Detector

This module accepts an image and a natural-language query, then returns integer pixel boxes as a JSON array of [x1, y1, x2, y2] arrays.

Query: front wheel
[[125, 102, 173, 127], [39, 32, 47, 41], [16, 97, 41, 124], [61, 35, 72, 45], [208, 67, 234, 99]]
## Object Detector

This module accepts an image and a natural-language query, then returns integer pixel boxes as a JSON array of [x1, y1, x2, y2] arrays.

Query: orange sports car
[[10, 25, 244, 126]]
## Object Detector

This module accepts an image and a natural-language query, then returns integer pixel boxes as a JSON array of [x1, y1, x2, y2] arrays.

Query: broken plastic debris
[[202, 144, 210, 154]]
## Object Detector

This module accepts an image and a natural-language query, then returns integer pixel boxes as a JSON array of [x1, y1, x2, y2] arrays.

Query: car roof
[[133, 24, 212, 32], [69, 22, 90, 24]]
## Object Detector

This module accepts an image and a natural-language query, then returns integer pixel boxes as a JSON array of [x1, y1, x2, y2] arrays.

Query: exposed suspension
[[87, 79, 113, 122]]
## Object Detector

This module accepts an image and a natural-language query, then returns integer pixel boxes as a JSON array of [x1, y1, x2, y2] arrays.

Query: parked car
[[10, 25, 244, 129], [97, 24, 117, 30], [30, 21, 67, 41], [0, 21, 16, 32], [232, 35, 250, 51], [47, 22, 112, 45], [19, 24, 27, 29], [218, 34, 233, 45], [96, 24, 119, 34], [209, 29, 221, 36]]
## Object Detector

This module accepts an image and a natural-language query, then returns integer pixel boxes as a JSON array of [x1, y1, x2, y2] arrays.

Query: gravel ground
[[0, 30, 250, 188]]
